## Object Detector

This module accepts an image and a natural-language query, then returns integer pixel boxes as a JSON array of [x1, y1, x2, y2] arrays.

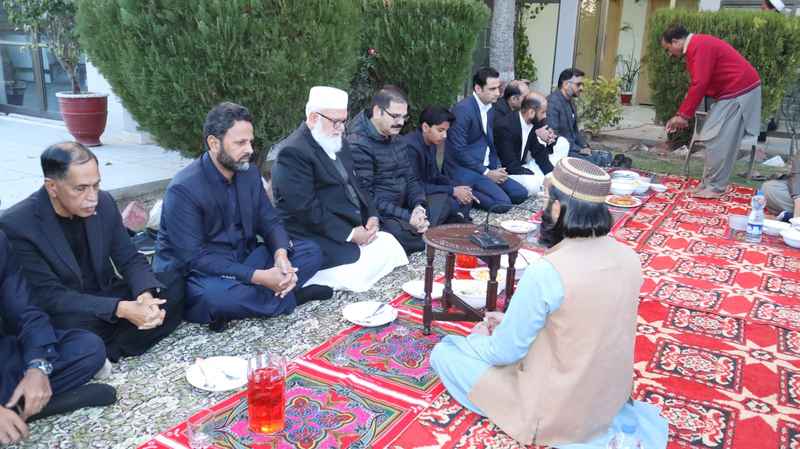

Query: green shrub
[[77, 0, 362, 157], [349, 0, 491, 123], [646, 10, 800, 124], [577, 76, 623, 136]]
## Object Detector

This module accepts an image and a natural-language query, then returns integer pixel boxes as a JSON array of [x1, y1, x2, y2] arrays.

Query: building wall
[[85, 60, 153, 145], [523, 4, 562, 92], [616, 0, 648, 97]]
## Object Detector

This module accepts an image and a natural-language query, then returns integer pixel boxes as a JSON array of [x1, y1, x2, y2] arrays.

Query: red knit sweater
[[677, 34, 761, 119]]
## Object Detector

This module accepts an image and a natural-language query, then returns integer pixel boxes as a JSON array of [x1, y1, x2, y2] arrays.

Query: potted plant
[[616, 53, 641, 106], [3, 0, 108, 146]]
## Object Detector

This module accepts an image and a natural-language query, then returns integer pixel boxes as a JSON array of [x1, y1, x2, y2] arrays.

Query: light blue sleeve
[[459, 259, 564, 366]]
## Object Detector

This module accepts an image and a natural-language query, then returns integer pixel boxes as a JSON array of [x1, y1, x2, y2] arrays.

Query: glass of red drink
[[247, 353, 287, 434], [455, 253, 478, 269]]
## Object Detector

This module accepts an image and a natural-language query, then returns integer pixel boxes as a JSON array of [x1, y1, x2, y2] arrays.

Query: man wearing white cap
[[271, 86, 408, 293], [761, 0, 784, 11]]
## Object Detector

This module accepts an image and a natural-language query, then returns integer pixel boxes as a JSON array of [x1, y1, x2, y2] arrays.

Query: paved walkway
[[0, 115, 191, 211]]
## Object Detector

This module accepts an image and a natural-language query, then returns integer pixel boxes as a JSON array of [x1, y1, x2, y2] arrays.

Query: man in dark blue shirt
[[154, 103, 325, 331], [401, 106, 475, 225]]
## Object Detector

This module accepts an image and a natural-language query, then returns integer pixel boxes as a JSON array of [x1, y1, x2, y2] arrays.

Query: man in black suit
[[495, 92, 566, 195], [0, 230, 114, 445], [155, 103, 326, 332], [271, 86, 408, 293], [492, 79, 530, 126], [0, 143, 183, 362], [401, 105, 475, 224]]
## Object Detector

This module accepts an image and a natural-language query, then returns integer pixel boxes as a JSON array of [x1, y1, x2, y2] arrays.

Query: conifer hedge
[[646, 10, 800, 124], [350, 0, 491, 123], [77, 0, 361, 157]]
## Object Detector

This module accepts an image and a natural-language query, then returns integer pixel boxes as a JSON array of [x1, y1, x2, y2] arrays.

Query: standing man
[[0, 143, 183, 363], [444, 67, 529, 213], [271, 86, 408, 293], [661, 24, 762, 198], [430, 158, 668, 448], [347, 86, 430, 254], [401, 105, 475, 224], [492, 79, 530, 126], [155, 102, 326, 332], [0, 230, 114, 445]]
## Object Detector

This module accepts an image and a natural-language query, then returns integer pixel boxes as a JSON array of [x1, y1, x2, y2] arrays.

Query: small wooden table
[[421, 223, 524, 334]]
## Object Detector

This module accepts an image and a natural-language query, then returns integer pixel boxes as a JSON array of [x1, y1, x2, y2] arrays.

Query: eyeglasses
[[317, 112, 347, 129], [381, 107, 410, 122]]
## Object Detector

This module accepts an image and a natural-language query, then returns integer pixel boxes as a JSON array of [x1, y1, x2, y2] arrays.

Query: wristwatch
[[27, 358, 53, 376]]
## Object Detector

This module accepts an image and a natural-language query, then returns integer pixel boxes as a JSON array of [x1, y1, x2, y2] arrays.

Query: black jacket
[[546, 90, 587, 154], [271, 122, 377, 268], [399, 129, 454, 196], [492, 97, 513, 127], [0, 188, 162, 323], [346, 111, 426, 222], [494, 112, 555, 175]]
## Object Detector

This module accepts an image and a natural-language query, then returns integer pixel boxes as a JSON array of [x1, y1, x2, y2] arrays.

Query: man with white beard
[[272, 86, 408, 292]]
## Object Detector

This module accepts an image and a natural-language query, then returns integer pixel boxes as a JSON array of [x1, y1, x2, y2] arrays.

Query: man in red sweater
[[661, 24, 762, 198]]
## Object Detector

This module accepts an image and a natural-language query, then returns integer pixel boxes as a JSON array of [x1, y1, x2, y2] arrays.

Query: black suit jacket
[[0, 188, 162, 323], [494, 112, 555, 175], [271, 123, 378, 268]]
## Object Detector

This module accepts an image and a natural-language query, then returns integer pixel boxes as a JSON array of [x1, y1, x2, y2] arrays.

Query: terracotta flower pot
[[620, 92, 633, 106], [56, 92, 109, 146]]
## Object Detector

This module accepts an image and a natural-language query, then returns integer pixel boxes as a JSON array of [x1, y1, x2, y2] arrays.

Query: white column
[[698, 0, 721, 11], [553, 0, 580, 88]]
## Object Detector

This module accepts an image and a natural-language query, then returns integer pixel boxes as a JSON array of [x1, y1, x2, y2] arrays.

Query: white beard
[[310, 121, 343, 158]]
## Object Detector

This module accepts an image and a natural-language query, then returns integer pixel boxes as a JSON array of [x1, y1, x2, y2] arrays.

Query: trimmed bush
[[350, 0, 491, 123], [577, 76, 623, 136], [646, 9, 800, 124], [77, 0, 362, 157]]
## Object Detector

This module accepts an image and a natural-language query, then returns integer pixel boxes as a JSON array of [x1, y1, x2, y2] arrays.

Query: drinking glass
[[247, 353, 287, 434], [455, 253, 478, 269], [186, 408, 214, 449]]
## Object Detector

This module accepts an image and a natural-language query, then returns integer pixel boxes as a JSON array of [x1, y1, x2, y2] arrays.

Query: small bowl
[[610, 180, 637, 196], [728, 214, 748, 231], [451, 279, 505, 309], [611, 170, 639, 182], [790, 217, 800, 229], [633, 180, 650, 195], [764, 219, 790, 236], [781, 228, 800, 248], [649, 183, 668, 193]]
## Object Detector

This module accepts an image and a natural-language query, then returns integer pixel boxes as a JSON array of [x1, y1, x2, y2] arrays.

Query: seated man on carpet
[[494, 91, 569, 196], [271, 86, 408, 293], [430, 158, 668, 448], [547, 68, 613, 167], [347, 86, 438, 254], [401, 105, 475, 224], [155, 102, 327, 332], [444, 67, 529, 213], [0, 230, 114, 445], [491, 79, 530, 126], [0, 143, 183, 363], [762, 151, 800, 220]]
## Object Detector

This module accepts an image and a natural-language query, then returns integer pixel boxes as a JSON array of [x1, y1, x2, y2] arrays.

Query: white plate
[[402, 280, 444, 299], [500, 220, 537, 234], [611, 170, 639, 181], [764, 219, 790, 236], [469, 267, 507, 283], [186, 356, 248, 392], [605, 195, 643, 208], [500, 248, 541, 269], [451, 279, 505, 309], [342, 301, 398, 327]]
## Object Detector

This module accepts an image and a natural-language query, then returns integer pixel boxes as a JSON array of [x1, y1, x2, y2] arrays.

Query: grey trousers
[[697, 86, 762, 191], [763, 179, 795, 213]]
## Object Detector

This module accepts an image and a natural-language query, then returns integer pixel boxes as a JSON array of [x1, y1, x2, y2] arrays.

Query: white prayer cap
[[306, 86, 348, 117], [767, 0, 785, 10]]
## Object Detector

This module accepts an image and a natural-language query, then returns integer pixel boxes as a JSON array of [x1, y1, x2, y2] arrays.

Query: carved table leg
[[487, 256, 499, 312], [504, 250, 518, 311], [423, 245, 436, 335], [443, 252, 455, 310]]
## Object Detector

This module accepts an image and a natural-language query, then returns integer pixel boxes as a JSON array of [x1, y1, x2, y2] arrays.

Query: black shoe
[[208, 318, 228, 333], [28, 383, 117, 422], [295, 285, 333, 305]]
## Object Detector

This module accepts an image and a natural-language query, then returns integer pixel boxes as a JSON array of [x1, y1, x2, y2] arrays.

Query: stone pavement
[[0, 115, 191, 212]]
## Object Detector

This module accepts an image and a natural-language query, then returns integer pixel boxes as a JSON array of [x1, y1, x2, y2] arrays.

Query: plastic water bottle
[[746, 190, 766, 244], [607, 422, 644, 449]]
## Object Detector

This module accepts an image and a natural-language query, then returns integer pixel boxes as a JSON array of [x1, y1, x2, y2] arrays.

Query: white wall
[[554, 0, 580, 92], [85, 60, 153, 144], [616, 0, 648, 96], [698, 0, 721, 10], [524, 4, 562, 93]]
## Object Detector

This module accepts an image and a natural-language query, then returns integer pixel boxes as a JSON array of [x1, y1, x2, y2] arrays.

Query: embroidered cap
[[306, 86, 348, 112], [548, 157, 611, 203]]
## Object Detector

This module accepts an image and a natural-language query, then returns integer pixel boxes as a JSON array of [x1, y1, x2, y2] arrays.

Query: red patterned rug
[[139, 177, 800, 449]]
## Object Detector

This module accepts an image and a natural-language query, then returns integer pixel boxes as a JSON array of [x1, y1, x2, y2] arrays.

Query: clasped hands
[[486, 167, 509, 184], [351, 216, 380, 246], [116, 291, 166, 330], [535, 125, 557, 145], [470, 311, 505, 336], [452, 185, 478, 205], [251, 249, 298, 297], [409, 205, 430, 234]]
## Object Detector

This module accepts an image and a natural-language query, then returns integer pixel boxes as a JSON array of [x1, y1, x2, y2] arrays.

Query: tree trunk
[[489, 0, 516, 82]]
